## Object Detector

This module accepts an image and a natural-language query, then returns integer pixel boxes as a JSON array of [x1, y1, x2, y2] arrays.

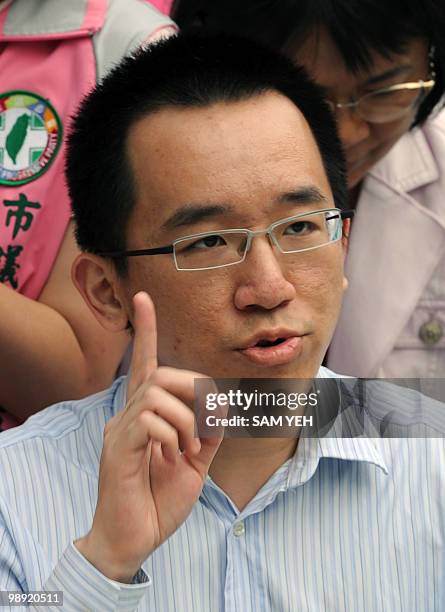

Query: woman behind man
[[173, 0, 445, 386]]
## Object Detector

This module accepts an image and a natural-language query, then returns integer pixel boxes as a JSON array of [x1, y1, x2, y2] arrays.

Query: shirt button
[[419, 319, 443, 346], [233, 521, 245, 537]]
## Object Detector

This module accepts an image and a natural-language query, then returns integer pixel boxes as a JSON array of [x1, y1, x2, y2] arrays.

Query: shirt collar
[[285, 371, 390, 489], [318, 436, 389, 474], [286, 428, 389, 491]]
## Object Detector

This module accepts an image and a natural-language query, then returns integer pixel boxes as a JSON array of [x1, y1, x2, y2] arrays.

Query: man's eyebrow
[[279, 186, 328, 205], [364, 65, 412, 87], [161, 204, 233, 230], [162, 188, 327, 230]]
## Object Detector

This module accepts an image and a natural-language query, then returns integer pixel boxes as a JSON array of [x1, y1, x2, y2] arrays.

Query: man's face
[[121, 92, 347, 379]]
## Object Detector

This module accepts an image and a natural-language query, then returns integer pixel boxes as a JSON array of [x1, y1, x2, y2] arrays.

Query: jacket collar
[[369, 120, 440, 194]]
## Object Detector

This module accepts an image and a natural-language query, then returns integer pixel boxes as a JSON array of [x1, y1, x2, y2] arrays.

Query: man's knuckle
[[136, 410, 154, 431], [142, 384, 160, 406]]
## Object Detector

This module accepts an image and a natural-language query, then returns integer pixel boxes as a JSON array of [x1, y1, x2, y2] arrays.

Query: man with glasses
[[0, 33, 444, 611], [173, 0, 445, 390]]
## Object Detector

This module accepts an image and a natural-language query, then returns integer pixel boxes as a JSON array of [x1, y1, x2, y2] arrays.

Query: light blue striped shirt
[[0, 370, 444, 611]]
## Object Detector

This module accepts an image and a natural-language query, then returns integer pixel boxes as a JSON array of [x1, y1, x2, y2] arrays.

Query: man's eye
[[189, 234, 226, 249], [284, 221, 313, 235]]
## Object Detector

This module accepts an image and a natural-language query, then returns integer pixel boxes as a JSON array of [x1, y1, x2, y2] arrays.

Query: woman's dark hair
[[172, 0, 445, 126]]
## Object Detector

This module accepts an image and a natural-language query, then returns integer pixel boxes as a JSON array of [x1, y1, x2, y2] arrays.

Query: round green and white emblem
[[0, 90, 62, 186]]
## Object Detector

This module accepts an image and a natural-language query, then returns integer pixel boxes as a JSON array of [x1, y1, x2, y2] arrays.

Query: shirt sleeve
[[0, 514, 25, 592], [41, 543, 151, 612], [1, 511, 151, 612]]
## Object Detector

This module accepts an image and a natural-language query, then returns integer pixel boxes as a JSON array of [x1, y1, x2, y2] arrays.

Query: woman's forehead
[[291, 29, 426, 88]]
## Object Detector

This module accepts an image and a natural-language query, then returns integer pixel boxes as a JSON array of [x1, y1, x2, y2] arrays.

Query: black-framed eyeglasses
[[326, 78, 435, 124], [98, 208, 354, 272]]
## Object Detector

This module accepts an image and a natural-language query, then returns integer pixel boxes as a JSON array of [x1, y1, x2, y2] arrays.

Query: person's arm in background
[[0, 221, 129, 421]]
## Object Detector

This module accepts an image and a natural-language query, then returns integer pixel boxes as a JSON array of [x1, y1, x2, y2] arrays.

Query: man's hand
[[76, 292, 223, 582]]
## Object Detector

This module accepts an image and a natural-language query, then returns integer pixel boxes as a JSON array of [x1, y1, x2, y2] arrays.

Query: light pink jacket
[[328, 109, 445, 383]]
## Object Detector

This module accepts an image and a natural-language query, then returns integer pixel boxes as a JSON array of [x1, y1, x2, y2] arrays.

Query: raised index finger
[[127, 291, 158, 397]]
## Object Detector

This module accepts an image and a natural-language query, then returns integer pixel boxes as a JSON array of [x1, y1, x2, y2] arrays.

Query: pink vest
[[0, 0, 175, 299], [150, 0, 173, 14], [0, 7, 102, 298], [0, 0, 175, 429]]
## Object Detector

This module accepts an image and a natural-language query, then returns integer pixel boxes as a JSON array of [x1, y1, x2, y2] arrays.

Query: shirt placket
[[201, 466, 293, 612]]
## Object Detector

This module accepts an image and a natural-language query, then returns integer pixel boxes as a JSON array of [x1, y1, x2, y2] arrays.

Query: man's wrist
[[44, 544, 151, 612], [74, 534, 143, 584]]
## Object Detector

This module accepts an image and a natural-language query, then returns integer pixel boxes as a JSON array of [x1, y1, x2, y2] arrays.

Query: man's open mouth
[[254, 338, 287, 348], [238, 334, 304, 366]]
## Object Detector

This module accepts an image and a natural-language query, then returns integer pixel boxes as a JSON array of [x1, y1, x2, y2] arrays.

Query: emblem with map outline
[[0, 90, 62, 186]]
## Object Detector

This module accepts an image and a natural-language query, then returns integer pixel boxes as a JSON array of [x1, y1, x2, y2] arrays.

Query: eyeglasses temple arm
[[340, 210, 355, 221]]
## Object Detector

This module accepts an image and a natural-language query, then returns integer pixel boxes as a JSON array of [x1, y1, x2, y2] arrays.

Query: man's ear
[[72, 254, 129, 332]]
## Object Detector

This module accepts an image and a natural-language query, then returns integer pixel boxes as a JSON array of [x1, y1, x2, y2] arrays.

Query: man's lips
[[237, 331, 305, 366], [240, 329, 302, 350]]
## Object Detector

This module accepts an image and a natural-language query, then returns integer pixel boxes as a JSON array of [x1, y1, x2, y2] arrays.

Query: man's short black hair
[[67, 33, 347, 274], [173, 0, 445, 127]]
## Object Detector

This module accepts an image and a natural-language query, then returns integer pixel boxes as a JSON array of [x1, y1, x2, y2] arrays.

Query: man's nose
[[335, 106, 371, 149], [233, 237, 296, 311]]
